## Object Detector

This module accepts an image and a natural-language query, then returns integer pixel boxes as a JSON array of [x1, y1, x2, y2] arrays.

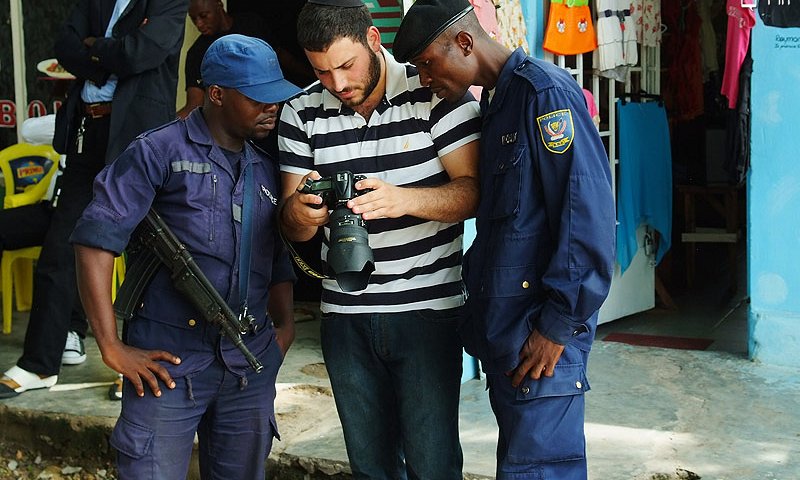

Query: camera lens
[[326, 207, 374, 292]]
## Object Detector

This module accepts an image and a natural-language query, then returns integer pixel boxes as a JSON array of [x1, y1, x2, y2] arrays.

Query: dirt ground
[[0, 441, 117, 480]]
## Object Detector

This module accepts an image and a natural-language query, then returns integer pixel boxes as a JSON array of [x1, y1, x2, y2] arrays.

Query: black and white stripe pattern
[[278, 49, 481, 314]]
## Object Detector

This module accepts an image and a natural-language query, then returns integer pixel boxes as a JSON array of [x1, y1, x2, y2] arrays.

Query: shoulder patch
[[537, 109, 574, 154]]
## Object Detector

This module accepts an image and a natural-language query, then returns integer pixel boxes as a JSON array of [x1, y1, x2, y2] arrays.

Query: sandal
[[108, 374, 123, 401], [0, 366, 58, 399]]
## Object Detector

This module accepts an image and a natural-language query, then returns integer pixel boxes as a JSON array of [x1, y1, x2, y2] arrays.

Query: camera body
[[301, 170, 369, 211], [300, 171, 375, 292]]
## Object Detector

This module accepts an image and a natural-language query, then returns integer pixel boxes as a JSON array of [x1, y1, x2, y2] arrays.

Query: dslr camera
[[301, 171, 375, 292]]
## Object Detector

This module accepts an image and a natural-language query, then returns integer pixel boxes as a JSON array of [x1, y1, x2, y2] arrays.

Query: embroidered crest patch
[[537, 109, 574, 154]]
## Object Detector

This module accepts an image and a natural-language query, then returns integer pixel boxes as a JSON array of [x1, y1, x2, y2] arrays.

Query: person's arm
[[54, 0, 111, 85], [277, 101, 331, 242], [86, 0, 188, 79], [71, 134, 180, 395], [509, 82, 615, 387], [177, 86, 204, 119], [348, 90, 481, 222], [268, 281, 295, 355], [268, 227, 297, 355], [279, 171, 329, 242], [347, 140, 480, 222], [74, 245, 180, 397], [177, 41, 206, 119]]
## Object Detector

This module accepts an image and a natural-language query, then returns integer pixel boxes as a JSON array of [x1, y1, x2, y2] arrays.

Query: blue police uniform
[[462, 48, 615, 479], [71, 109, 294, 479]]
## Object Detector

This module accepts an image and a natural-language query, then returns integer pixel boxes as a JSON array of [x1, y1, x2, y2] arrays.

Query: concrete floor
[[1, 264, 799, 479]]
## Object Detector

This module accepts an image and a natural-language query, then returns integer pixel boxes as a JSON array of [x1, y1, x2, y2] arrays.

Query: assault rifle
[[113, 209, 263, 373]]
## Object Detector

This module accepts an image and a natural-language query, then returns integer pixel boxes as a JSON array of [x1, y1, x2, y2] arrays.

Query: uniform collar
[[321, 46, 408, 112], [484, 47, 528, 118]]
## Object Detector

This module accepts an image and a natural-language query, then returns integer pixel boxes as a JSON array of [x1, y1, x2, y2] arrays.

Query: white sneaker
[[62, 331, 87, 365]]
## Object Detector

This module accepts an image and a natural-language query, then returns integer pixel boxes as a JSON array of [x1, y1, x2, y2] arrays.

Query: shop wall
[[0, 1, 72, 149], [748, 17, 800, 367]]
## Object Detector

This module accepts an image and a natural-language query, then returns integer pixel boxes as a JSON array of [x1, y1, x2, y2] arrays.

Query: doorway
[[545, 0, 750, 356]]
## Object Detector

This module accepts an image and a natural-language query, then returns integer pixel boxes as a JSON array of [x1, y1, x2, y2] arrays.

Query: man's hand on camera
[[347, 177, 408, 220], [279, 171, 330, 242], [286, 171, 329, 225]]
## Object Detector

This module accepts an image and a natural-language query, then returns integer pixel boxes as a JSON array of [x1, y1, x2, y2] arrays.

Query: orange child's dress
[[543, 0, 598, 55]]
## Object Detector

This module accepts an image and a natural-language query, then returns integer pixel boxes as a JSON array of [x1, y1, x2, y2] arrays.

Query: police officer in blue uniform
[[394, 2, 616, 479], [71, 35, 301, 479]]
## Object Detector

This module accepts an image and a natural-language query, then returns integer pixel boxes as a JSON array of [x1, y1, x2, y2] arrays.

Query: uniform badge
[[537, 109, 575, 154], [261, 184, 278, 205]]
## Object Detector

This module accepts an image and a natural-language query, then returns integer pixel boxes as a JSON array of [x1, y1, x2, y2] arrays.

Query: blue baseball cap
[[201, 34, 302, 103]]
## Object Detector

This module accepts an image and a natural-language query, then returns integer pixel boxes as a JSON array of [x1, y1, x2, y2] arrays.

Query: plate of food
[[37, 58, 75, 80]]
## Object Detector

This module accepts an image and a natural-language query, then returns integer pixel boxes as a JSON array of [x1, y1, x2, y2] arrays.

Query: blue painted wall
[[748, 17, 800, 367]]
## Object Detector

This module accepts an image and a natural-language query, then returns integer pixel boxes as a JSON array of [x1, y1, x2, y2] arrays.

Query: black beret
[[393, 0, 474, 63], [307, 0, 365, 6]]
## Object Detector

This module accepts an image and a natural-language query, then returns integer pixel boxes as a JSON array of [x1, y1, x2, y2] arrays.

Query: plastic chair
[[1, 143, 60, 334], [111, 253, 127, 303]]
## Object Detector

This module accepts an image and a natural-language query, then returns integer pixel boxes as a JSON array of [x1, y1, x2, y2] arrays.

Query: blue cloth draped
[[616, 100, 672, 273]]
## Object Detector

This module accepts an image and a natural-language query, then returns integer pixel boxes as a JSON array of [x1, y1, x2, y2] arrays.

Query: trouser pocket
[[110, 416, 154, 460], [489, 344, 589, 466]]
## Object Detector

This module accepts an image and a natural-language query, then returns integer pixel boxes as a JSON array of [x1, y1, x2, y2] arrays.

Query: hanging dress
[[543, 0, 598, 55], [495, 0, 529, 52], [594, 0, 638, 79]]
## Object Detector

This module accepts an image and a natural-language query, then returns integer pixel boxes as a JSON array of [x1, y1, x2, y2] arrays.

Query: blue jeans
[[321, 309, 464, 479], [487, 344, 590, 480], [110, 339, 282, 480]]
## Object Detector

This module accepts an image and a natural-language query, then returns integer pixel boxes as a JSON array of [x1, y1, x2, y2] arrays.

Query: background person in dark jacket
[[176, 0, 267, 118], [0, 0, 188, 399]]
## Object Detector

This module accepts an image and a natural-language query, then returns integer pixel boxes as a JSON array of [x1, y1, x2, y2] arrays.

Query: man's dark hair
[[297, 4, 374, 52]]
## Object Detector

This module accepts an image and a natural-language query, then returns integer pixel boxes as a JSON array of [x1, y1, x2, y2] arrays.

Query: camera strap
[[278, 226, 330, 281], [238, 162, 254, 316]]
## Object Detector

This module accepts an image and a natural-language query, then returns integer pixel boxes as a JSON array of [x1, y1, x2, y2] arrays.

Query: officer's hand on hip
[[101, 341, 181, 398], [508, 329, 565, 388]]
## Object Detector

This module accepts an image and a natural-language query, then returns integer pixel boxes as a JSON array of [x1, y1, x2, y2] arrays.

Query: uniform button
[[522, 281, 530, 289], [521, 386, 530, 395], [576, 381, 582, 389], [188, 319, 197, 327]]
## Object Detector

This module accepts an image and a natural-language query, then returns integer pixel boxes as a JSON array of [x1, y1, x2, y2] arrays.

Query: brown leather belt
[[84, 102, 112, 118]]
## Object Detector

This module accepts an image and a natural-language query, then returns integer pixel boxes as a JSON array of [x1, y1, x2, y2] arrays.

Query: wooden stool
[[677, 184, 741, 293]]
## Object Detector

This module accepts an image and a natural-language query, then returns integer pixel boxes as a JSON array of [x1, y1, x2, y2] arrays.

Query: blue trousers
[[487, 344, 590, 480], [110, 341, 282, 480], [321, 309, 464, 480]]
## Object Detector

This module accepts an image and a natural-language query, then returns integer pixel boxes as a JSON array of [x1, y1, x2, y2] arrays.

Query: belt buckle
[[87, 103, 105, 119]]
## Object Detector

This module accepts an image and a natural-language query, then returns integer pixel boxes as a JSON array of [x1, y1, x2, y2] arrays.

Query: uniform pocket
[[110, 416, 154, 460], [506, 345, 588, 465], [490, 145, 526, 219], [269, 415, 281, 441], [484, 264, 540, 299]]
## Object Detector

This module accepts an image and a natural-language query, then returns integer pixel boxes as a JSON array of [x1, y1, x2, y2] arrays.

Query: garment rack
[[620, 91, 663, 105]]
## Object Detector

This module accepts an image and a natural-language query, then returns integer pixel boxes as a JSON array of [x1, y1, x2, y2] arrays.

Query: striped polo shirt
[[278, 47, 481, 314]]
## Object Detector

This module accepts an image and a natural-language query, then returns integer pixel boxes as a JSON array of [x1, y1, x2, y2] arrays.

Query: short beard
[[343, 49, 382, 108]]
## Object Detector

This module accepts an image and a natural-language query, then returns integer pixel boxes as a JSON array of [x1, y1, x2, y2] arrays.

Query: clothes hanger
[[620, 90, 664, 106]]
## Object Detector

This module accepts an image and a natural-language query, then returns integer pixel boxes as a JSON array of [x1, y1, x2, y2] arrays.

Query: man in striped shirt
[[278, 0, 480, 477]]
